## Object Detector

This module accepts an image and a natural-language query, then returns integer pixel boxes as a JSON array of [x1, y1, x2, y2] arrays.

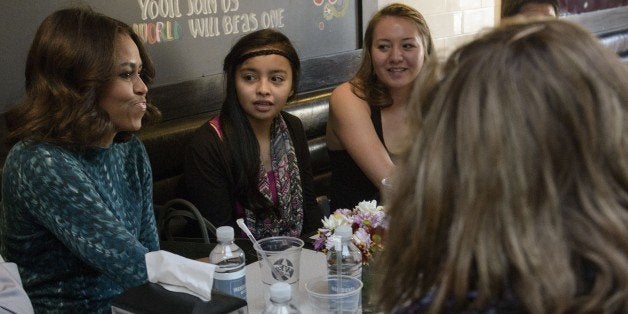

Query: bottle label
[[213, 268, 247, 299]]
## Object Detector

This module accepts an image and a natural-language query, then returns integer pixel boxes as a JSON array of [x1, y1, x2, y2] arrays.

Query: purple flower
[[313, 235, 326, 251], [354, 228, 371, 248], [310, 200, 387, 264]]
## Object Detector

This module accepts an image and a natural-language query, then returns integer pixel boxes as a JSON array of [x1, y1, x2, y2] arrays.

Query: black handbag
[[156, 198, 217, 244]]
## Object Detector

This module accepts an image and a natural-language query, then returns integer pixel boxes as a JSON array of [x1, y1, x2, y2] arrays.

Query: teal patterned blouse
[[0, 136, 159, 313]]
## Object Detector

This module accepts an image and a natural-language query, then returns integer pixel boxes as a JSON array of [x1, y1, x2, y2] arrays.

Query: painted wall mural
[[313, 0, 351, 31], [0, 0, 364, 110]]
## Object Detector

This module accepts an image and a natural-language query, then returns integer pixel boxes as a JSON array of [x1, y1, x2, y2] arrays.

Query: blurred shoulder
[[330, 82, 369, 111], [331, 82, 356, 99]]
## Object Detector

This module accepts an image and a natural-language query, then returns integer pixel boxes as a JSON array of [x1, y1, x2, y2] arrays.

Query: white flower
[[312, 200, 387, 265], [321, 212, 349, 230], [355, 200, 384, 215]]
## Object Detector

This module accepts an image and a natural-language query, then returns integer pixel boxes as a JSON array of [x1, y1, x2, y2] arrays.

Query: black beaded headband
[[235, 49, 294, 67]]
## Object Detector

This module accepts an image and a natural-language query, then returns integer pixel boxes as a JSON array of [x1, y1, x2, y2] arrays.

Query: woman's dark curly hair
[[6, 6, 160, 148]]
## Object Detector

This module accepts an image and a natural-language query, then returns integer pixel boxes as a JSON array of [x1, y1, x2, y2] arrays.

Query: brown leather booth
[[2, 6, 627, 208], [141, 88, 333, 208], [564, 5, 628, 63], [134, 48, 363, 212]]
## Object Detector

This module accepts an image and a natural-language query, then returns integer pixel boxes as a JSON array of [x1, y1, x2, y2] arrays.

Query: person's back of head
[[501, 0, 559, 18], [377, 18, 628, 313]]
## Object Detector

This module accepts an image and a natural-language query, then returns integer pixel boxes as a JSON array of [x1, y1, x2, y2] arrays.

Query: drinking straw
[[236, 218, 283, 280]]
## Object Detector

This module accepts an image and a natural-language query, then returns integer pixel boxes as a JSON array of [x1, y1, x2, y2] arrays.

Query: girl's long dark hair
[[220, 28, 300, 217]]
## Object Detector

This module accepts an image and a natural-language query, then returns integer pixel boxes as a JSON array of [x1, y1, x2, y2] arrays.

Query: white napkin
[[145, 250, 216, 301]]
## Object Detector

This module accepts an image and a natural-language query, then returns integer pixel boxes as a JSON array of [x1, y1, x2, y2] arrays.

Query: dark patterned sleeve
[[8, 145, 153, 289], [135, 139, 160, 252]]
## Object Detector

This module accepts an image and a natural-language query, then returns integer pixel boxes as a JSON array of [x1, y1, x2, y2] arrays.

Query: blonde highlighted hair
[[377, 19, 628, 313]]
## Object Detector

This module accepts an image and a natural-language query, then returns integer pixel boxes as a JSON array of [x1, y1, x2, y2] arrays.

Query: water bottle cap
[[334, 224, 352, 240], [216, 226, 234, 242], [269, 282, 291, 302]]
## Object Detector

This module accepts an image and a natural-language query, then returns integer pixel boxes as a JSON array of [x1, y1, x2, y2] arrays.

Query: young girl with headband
[[178, 29, 322, 239]]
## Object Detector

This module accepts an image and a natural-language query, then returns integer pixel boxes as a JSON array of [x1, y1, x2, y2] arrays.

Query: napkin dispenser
[[111, 282, 248, 314]]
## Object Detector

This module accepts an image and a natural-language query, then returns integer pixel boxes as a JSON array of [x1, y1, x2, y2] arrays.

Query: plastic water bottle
[[262, 282, 301, 314], [327, 224, 362, 279], [209, 226, 246, 299]]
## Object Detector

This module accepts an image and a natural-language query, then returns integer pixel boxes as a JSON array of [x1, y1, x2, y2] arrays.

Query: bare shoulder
[[330, 82, 369, 113], [331, 82, 354, 97], [331, 82, 358, 102], [327, 82, 372, 149]]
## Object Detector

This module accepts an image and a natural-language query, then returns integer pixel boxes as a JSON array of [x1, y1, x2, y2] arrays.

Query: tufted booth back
[[140, 89, 332, 206]]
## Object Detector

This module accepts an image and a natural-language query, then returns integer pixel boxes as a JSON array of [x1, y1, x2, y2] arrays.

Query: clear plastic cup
[[255, 236, 304, 285], [305, 275, 363, 313]]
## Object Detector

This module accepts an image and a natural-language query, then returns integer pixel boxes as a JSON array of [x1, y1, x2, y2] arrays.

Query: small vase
[[361, 260, 377, 312]]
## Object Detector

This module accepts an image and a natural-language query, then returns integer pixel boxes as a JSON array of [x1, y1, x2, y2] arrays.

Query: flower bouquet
[[311, 200, 387, 265]]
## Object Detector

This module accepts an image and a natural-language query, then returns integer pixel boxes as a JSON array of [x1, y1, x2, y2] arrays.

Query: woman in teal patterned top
[[0, 7, 161, 312]]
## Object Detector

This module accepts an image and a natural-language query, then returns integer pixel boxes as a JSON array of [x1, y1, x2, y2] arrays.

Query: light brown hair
[[377, 19, 628, 313], [351, 3, 434, 107]]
